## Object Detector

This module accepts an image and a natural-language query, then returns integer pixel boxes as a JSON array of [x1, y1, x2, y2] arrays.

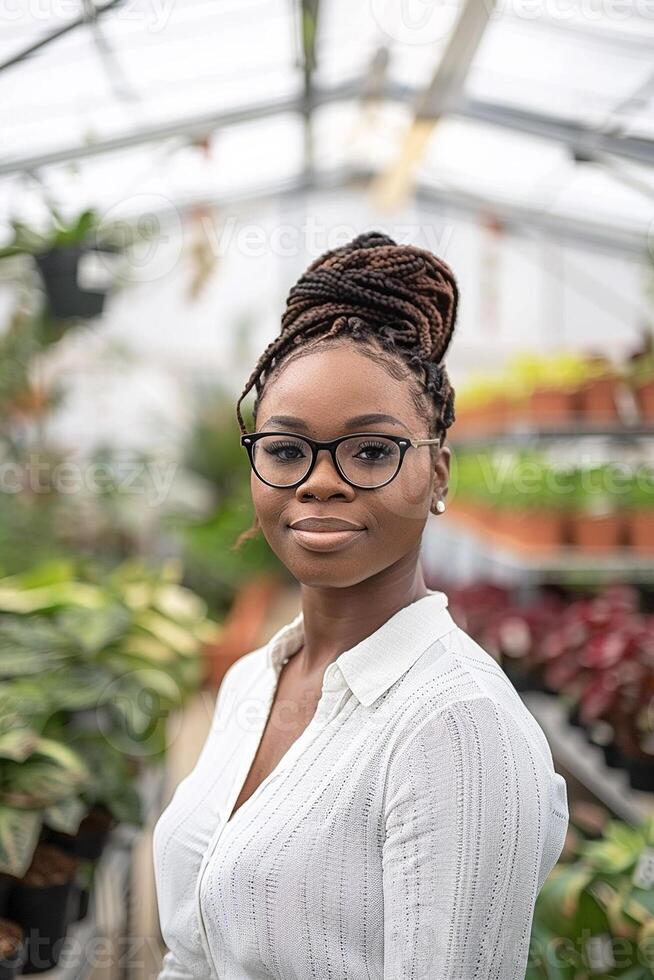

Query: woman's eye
[[265, 441, 306, 461], [355, 442, 392, 462]]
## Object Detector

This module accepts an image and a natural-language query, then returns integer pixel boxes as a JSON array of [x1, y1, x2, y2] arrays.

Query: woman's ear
[[430, 444, 451, 515]]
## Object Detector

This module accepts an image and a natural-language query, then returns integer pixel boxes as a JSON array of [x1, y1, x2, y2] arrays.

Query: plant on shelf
[[626, 329, 654, 424], [452, 349, 636, 439], [452, 449, 572, 549], [564, 463, 628, 551], [528, 815, 654, 978], [625, 464, 654, 554]]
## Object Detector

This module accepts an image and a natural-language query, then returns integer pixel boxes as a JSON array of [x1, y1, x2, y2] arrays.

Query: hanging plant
[[0, 205, 127, 321]]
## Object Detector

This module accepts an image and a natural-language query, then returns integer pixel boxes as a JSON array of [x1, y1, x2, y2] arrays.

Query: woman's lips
[[288, 527, 366, 552]]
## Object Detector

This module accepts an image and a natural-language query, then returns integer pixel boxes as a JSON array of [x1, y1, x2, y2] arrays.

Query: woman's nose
[[296, 449, 353, 498]]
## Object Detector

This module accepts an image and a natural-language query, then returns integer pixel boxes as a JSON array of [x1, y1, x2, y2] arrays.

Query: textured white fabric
[[152, 589, 569, 980]]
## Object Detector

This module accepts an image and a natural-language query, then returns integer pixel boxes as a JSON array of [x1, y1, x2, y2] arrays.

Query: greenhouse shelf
[[522, 692, 654, 827], [424, 514, 654, 587], [450, 422, 654, 448]]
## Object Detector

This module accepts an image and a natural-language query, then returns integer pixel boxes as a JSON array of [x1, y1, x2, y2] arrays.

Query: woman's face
[[251, 344, 450, 589]]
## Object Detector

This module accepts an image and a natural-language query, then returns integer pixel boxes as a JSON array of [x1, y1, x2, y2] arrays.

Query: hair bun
[[281, 230, 459, 364]]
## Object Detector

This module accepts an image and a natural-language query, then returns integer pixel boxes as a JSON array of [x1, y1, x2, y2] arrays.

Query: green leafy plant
[[0, 206, 124, 261], [528, 816, 654, 978], [0, 557, 216, 876]]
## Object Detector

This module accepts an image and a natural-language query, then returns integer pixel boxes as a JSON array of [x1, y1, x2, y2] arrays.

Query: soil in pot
[[7, 843, 80, 974], [0, 917, 25, 980], [43, 803, 115, 861]]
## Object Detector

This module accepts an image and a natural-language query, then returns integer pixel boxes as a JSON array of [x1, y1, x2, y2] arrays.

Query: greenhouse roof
[[1, 0, 653, 250]]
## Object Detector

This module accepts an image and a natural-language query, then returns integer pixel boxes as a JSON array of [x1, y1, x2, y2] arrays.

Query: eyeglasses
[[240, 430, 443, 490]]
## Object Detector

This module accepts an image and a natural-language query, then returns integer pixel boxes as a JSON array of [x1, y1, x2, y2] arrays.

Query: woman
[[152, 231, 569, 979]]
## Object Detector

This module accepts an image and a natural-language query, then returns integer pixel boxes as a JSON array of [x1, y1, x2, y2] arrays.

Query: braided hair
[[233, 230, 459, 548]]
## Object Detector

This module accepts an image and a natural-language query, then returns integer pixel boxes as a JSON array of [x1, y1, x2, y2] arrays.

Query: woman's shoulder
[[393, 621, 561, 779]]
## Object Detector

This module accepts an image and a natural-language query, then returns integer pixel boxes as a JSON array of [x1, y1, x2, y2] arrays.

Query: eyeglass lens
[[251, 435, 402, 488]]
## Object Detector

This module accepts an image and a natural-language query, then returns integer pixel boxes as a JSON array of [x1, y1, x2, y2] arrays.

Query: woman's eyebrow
[[260, 413, 406, 430]]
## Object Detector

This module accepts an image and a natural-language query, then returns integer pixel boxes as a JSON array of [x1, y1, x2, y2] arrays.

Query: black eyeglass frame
[[240, 430, 444, 490]]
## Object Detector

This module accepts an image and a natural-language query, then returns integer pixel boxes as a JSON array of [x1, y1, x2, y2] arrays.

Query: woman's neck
[[292, 561, 429, 678]]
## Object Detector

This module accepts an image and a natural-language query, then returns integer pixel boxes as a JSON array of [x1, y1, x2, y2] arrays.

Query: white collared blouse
[[152, 589, 569, 980]]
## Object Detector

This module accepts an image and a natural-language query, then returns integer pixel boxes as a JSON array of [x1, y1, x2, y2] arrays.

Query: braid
[[233, 230, 458, 549]]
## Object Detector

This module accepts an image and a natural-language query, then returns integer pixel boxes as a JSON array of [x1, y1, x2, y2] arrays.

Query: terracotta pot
[[578, 376, 620, 424], [569, 512, 624, 550], [496, 509, 566, 550], [203, 574, 285, 690], [528, 387, 577, 428], [446, 500, 495, 535], [626, 511, 654, 553], [487, 395, 511, 433], [632, 377, 654, 423]]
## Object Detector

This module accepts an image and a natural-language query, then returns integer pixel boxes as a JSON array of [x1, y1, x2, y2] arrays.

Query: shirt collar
[[265, 589, 457, 707]]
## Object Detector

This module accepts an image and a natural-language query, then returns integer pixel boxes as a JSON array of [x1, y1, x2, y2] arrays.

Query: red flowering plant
[[538, 584, 641, 699], [482, 595, 564, 691]]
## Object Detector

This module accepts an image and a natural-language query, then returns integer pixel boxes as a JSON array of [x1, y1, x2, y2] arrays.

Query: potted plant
[[576, 354, 623, 424], [6, 843, 80, 973], [625, 464, 654, 554], [0, 205, 125, 321], [625, 333, 654, 424], [507, 352, 587, 428], [493, 452, 569, 550], [528, 815, 654, 977], [566, 464, 626, 551]]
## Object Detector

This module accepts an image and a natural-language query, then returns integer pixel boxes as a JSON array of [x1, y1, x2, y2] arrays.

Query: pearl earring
[[435, 499, 446, 513]]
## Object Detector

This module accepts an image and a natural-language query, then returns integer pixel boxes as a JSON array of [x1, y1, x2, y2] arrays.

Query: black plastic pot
[[502, 660, 532, 693], [34, 245, 117, 320], [43, 805, 114, 862], [6, 880, 75, 974], [625, 756, 654, 792], [0, 878, 11, 918], [603, 741, 624, 769], [567, 702, 584, 729], [529, 671, 559, 696], [75, 886, 90, 923], [0, 918, 26, 980]]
